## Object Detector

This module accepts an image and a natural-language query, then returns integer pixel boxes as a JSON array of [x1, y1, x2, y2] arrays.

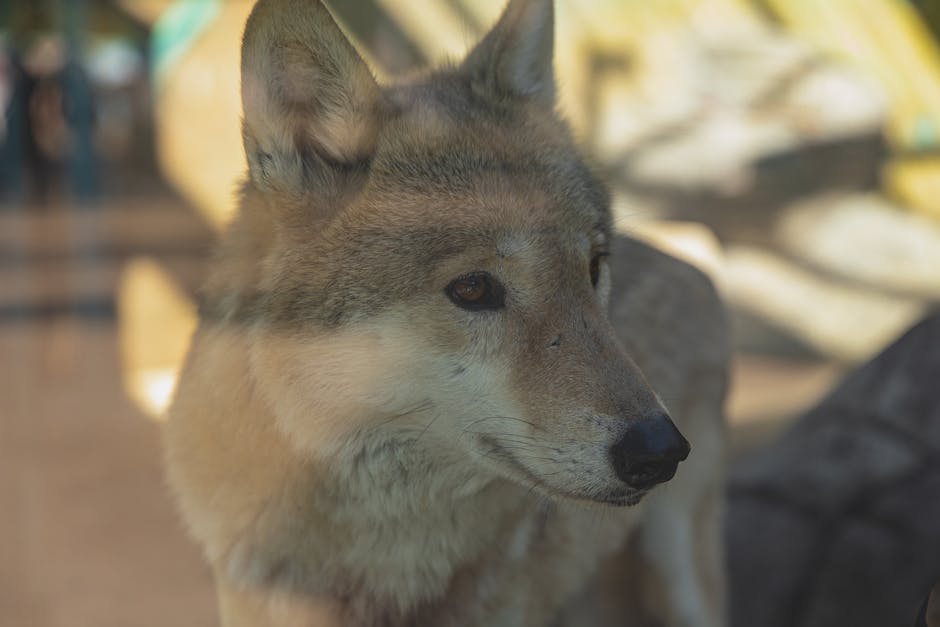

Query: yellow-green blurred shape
[[763, 0, 940, 219], [766, 0, 940, 145], [886, 158, 940, 220], [764, 0, 940, 147], [118, 258, 197, 420]]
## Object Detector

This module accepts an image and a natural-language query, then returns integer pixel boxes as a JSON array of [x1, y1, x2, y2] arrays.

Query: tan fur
[[164, 1, 730, 625]]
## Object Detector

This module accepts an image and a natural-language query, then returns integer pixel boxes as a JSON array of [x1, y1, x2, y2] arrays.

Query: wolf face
[[230, 0, 689, 508]]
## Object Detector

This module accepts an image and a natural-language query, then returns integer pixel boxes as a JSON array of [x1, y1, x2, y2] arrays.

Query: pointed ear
[[240, 0, 383, 203], [461, 0, 555, 107]]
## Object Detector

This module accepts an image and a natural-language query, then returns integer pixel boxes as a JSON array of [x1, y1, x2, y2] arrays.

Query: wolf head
[[224, 0, 689, 506]]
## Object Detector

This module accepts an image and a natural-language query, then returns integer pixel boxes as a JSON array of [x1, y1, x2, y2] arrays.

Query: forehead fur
[[355, 72, 610, 234]]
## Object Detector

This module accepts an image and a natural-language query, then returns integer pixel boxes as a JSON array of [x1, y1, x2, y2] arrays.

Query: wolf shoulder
[[607, 233, 731, 402]]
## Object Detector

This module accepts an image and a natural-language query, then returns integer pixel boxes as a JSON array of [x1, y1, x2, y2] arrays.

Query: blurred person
[[0, 33, 97, 205]]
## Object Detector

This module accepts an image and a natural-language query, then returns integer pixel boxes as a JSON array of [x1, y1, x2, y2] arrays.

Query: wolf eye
[[590, 253, 609, 287], [445, 272, 505, 311]]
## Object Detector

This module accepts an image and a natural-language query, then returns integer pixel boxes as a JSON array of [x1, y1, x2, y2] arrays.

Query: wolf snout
[[610, 413, 691, 490]]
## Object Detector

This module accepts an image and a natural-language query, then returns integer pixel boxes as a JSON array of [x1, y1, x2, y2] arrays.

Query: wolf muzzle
[[610, 413, 691, 490]]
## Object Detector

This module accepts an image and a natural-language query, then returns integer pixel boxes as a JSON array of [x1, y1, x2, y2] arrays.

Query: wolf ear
[[461, 0, 555, 107], [240, 0, 382, 203]]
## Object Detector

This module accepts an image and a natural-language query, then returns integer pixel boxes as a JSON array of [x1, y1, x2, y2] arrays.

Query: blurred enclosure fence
[[3, 0, 938, 421]]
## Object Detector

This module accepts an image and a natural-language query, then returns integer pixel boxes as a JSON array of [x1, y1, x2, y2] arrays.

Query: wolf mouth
[[597, 491, 646, 507], [479, 436, 647, 507]]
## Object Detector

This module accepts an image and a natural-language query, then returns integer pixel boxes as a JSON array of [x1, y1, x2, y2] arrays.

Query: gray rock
[[728, 313, 940, 627]]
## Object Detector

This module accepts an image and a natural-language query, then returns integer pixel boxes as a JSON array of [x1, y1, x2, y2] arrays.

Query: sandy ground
[[0, 321, 218, 627]]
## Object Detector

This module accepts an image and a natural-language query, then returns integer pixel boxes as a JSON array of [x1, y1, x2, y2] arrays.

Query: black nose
[[610, 413, 691, 490]]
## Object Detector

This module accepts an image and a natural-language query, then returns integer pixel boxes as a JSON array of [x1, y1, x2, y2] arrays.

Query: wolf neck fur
[[202, 328, 546, 615]]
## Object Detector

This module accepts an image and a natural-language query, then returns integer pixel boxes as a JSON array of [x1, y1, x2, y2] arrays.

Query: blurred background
[[1, 0, 939, 625]]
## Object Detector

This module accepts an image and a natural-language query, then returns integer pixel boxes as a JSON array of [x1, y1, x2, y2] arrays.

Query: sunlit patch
[[117, 258, 196, 422], [126, 367, 180, 421]]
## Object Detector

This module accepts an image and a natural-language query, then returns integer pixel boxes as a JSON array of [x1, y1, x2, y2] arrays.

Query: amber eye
[[589, 253, 608, 287], [445, 272, 505, 311]]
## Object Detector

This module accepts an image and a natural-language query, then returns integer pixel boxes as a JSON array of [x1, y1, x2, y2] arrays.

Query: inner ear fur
[[462, 0, 556, 107], [240, 0, 383, 208]]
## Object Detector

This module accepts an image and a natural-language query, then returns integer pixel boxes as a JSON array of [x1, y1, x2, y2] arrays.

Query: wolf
[[163, 0, 730, 625]]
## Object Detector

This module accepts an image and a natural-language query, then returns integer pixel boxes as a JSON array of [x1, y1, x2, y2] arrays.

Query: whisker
[[462, 415, 545, 432], [487, 444, 562, 458], [463, 429, 610, 447], [492, 453, 560, 464], [374, 399, 435, 428], [476, 435, 556, 448], [412, 413, 440, 444], [460, 432, 542, 445]]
